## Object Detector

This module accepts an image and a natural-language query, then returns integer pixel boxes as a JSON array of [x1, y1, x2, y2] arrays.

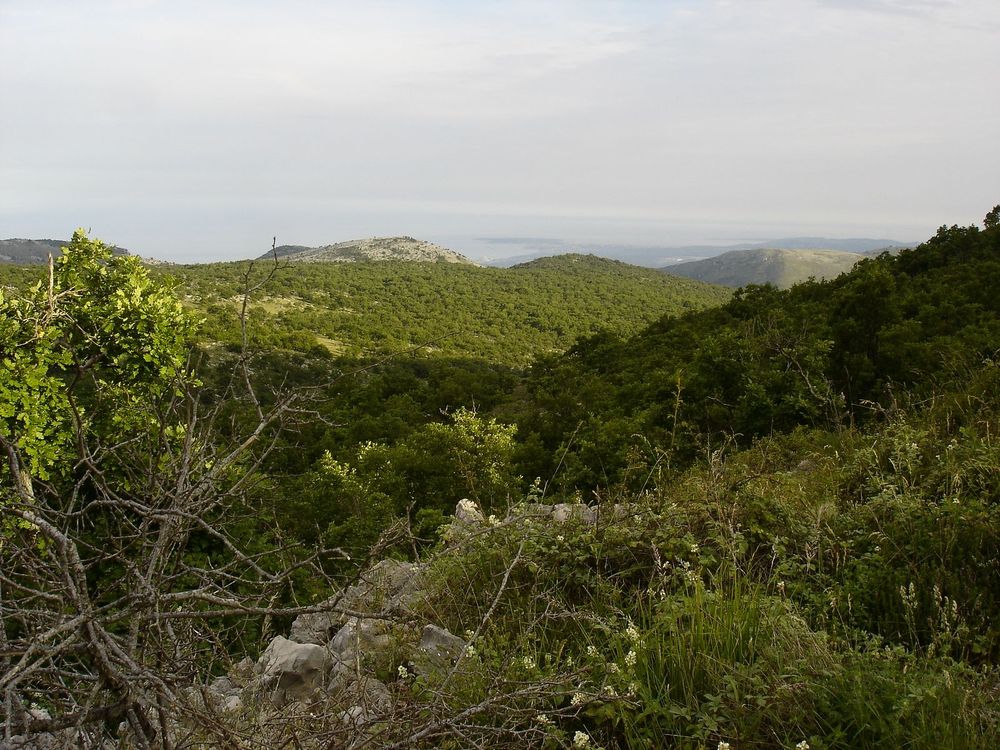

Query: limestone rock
[[256, 635, 332, 707], [205, 675, 244, 713], [519, 502, 555, 518], [443, 498, 488, 543], [412, 625, 467, 675], [330, 617, 394, 666], [454, 498, 485, 526], [0, 728, 108, 750], [289, 559, 425, 645], [551, 503, 597, 524], [338, 704, 369, 730], [343, 676, 392, 715]]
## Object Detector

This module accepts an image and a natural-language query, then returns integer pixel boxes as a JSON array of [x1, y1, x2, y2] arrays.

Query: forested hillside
[[507, 221, 1000, 492], [0, 237, 130, 264], [3, 211, 1000, 749], [663, 247, 866, 288], [158, 253, 728, 363]]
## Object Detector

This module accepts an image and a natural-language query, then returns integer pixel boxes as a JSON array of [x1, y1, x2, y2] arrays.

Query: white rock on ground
[[256, 635, 332, 707]]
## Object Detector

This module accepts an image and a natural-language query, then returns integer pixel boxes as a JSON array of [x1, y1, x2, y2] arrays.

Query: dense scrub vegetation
[[397, 216, 1000, 748], [507, 221, 1000, 493], [251, 212, 1000, 747], [3, 209, 999, 747], [158, 253, 729, 364]]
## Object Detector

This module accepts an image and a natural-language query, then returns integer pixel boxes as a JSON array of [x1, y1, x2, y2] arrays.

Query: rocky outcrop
[[5, 497, 630, 748], [256, 237, 477, 265], [412, 625, 468, 676], [289, 559, 425, 645], [256, 636, 333, 707], [181, 498, 625, 735]]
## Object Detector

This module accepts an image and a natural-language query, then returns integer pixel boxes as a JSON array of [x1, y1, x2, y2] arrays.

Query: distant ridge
[[510, 253, 640, 271], [662, 247, 866, 289], [482, 237, 911, 268], [257, 237, 476, 265], [0, 238, 130, 265]]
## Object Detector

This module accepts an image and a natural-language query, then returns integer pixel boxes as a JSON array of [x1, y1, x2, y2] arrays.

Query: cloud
[[1, 0, 997, 260], [812, 0, 1000, 30]]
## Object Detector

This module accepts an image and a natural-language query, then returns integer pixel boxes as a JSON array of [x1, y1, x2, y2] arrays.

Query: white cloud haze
[[1, 0, 998, 260]]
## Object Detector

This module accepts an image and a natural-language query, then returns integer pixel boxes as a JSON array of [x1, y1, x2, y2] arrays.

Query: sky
[[1, 0, 998, 262]]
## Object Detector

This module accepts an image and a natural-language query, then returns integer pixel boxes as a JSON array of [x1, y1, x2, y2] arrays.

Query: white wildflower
[[571, 691, 587, 706], [624, 650, 637, 668], [586, 645, 599, 657], [607, 662, 620, 674], [718, 743, 732, 750], [534, 713, 553, 726], [522, 655, 536, 671], [397, 665, 410, 679], [573, 730, 592, 748], [796, 742, 811, 750]]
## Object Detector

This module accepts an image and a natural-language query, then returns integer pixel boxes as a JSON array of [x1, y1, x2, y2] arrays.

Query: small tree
[[985, 204, 1000, 230], [0, 233, 331, 746]]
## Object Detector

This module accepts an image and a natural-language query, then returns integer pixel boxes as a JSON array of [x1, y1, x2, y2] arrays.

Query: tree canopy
[[0, 230, 192, 485]]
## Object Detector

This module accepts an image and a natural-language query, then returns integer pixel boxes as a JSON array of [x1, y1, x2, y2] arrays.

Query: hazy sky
[[2, 0, 998, 261]]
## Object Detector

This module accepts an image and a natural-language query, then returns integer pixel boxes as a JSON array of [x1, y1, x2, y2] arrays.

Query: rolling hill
[[160, 253, 730, 364], [480, 236, 910, 267], [662, 247, 867, 288], [256, 236, 476, 265], [0, 238, 131, 265]]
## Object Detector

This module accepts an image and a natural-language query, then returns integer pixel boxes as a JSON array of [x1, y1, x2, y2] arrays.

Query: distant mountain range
[[479, 237, 910, 268], [3, 234, 910, 292], [256, 237, 476, 265], [0, 238, 130, 265]]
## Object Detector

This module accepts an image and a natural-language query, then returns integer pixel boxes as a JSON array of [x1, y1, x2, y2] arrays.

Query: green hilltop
[[160, 252, 730, 364], [663, 246, 869, 288], [257, 236, 477, 265]]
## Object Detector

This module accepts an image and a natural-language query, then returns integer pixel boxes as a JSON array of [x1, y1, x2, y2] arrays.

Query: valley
[[2, 211, 999, 749]]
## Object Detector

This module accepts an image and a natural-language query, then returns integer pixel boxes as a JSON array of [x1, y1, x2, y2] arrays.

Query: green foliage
[[158, 253, 729, 365], [0, 230, 193, 481], [504, 217, 1000, 493], [414, 471, 999, 749], [985, 204, 999, 230], [6, 211, 999, 744]]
